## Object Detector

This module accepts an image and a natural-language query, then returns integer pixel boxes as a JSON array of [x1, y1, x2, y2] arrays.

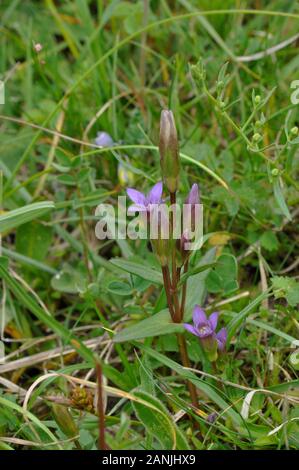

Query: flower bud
[[52, 404, 78, 438], [252, 132, 262, 143], [150, 204, 170, 266], [159, 110, 180, 194], [95, 131, 114, 147], [271, 168, 279, 176]]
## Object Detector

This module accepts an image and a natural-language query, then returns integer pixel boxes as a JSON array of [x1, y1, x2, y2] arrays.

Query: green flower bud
[[150, 205, 171, 266], [254, 95, 261, 105], [159, 110, 180, 194], [117, 162, 134, 186], [290, 126, 298, 136], [271, 168, 279, 176], [253, 132, 262, 143], [52, 404, 78, 438], [151, 237, 170, 267]]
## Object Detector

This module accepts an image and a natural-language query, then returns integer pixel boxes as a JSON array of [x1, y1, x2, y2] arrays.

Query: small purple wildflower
[[95, 131, 114, 148], [127, 182, 163, 214], [183, 305, 227, 353]]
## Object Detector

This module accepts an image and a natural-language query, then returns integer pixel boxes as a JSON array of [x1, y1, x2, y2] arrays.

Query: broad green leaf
[[51, 265, 88, 294], [107, 281, 133, 296], [114, 308, 182, 342], [206, 253, 238, 295], [110, 258, 163, 284], [178, 262, 215, 286], [260, 231, 279, 252], [132, 390, 188, 450], [16, 222, 53, 262], [0, 201, 55, 233], [185, 248, 216, 312], [271, 275, 299, 307]]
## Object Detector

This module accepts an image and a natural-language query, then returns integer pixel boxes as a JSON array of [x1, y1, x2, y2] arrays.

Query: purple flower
[[127, 182, 163, 214], [184, 305, 227, 353], [95, 131, 114, 147], [185, 183, 200, 205]]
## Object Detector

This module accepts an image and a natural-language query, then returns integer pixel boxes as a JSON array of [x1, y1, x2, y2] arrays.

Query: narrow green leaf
[[132, 390, 177, 449], [136, 344, 243, 428], [0, 257, 94, 363], [0, 201, 55, 233], [273, 178, 291, 220], [227, 290, 271, 342]]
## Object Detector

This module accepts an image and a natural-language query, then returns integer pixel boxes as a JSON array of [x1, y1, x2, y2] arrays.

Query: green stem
[[177, 334, 198, 409], [203, 86, 299, 192], [169, 191, 181, 322]]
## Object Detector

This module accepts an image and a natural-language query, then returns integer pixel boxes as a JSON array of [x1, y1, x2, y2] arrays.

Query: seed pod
[[159, 110, 180, 194]]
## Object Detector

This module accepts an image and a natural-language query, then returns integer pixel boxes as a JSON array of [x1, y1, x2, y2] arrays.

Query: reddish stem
[[96, 362, 107, 450], [162, 265, 175, 320]]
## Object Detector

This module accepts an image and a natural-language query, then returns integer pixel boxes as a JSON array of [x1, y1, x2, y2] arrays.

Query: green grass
[[0, 0, 299, 450]]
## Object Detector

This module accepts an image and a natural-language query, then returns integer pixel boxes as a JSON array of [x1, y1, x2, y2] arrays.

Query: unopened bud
[[52, 404, 78, 438], [290, 126, 298, 137], [159, 110, 180, 194], [254, 95, 261, 105], [150, 205, 170, 266], [253, 132, 262, 143]]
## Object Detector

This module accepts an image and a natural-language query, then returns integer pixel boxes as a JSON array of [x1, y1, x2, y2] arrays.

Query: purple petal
[[183, 323, 200, 337], [185, 183, 200, 205], [128, 204, 146, 214], [192, 305, 207, 328], [208, 312, 219, 332], [197, 325, 213, 338], [127, 188, 146, 205], [216, 328, 227, 351], [95, 131, 114, 147], [147, 181, 163, 205]]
